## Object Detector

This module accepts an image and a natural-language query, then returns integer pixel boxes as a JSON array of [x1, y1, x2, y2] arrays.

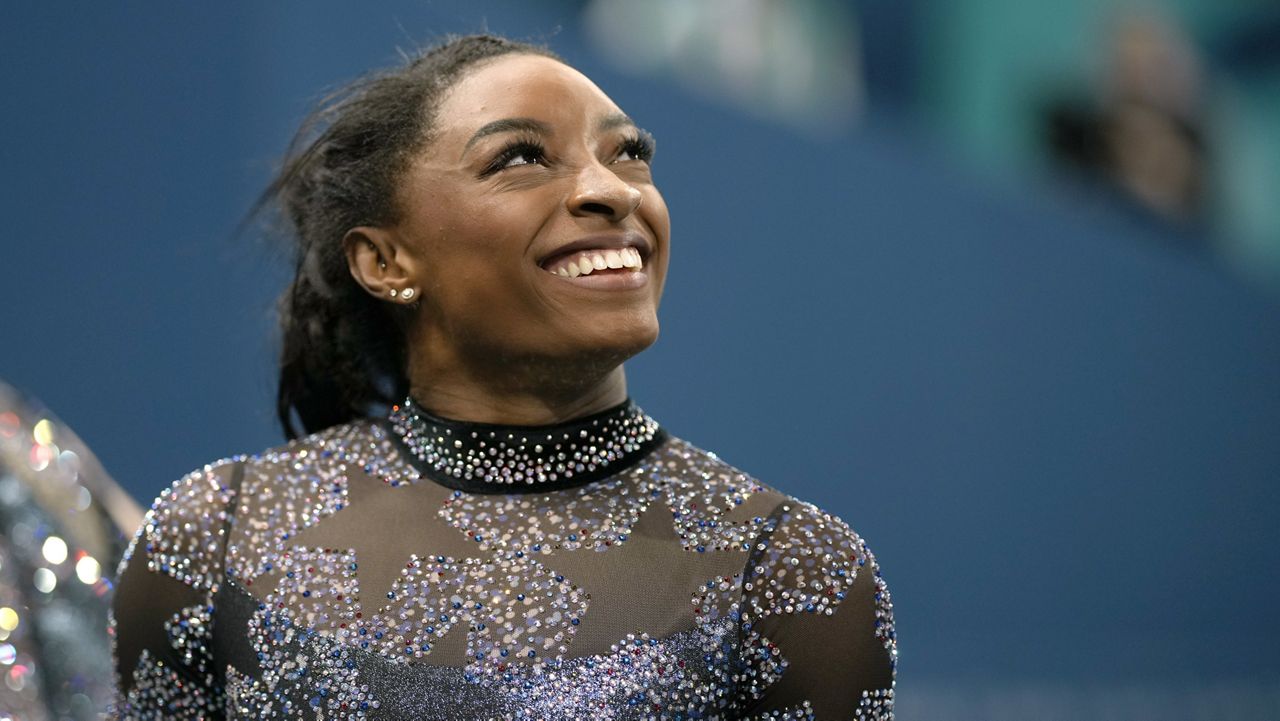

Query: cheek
[[641, 189, 671, 244], [416, 197, 546, 306], [641, 189, 672, 286], [415, 188, 504, 257]]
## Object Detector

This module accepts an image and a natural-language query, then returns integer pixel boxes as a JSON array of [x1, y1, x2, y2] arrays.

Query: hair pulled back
[[262, 34, 560, 440]]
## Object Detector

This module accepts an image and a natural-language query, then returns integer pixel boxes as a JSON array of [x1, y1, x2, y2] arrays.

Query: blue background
[[2, 2, 1277, 713]]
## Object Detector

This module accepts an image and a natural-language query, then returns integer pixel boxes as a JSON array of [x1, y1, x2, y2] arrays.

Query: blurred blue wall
[[2, 0, 1277, 709]]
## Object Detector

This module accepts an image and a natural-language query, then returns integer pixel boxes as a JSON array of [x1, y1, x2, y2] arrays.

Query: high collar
[[386, 397, 666, 494]]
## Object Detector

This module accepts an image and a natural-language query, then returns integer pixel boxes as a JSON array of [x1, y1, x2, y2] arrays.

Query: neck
[[406, 358, 629, 426]]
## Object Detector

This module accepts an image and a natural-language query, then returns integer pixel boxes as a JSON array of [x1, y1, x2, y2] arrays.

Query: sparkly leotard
[[111, 400, 897, 719]]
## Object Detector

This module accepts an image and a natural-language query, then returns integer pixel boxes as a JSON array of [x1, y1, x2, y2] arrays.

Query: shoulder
[[222, 420, 412, 581], [658, 436, 898, 710], [236, 418, 412, 487], [649, 434, 789, 506], [654, 435, 877, 541], [121, 456, 245, 591], [125, 420, 389, 587], [641, 436, 791, 551], [653, 436, 885, 573], [657, 434, 892, 632]]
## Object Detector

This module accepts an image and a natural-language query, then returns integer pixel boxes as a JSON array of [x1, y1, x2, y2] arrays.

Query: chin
[[565, 313, 659, 365]]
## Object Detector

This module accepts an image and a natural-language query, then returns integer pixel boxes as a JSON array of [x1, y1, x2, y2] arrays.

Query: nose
[[566, 161, 642, 220]]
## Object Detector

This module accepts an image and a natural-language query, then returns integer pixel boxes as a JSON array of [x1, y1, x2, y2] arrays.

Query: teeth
[[546, 247, 646, 276], [619, 248, 642, 269]]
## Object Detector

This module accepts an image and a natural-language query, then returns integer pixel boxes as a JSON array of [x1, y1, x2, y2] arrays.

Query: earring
[[378, 261, 387, 269], [401, 288, 416, 300], [389, 289, 398, 298]]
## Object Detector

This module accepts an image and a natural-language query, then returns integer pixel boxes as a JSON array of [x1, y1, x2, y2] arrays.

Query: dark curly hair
[[258, 34, 561, 440]]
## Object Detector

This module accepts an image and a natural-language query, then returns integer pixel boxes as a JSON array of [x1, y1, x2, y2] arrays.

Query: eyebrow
[[463, 117, 551, 156], [461, 113, 639, 157], [596, 112, 636, 132]]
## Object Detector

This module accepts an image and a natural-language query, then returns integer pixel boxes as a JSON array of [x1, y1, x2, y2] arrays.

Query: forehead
[[433, 55, 622, 140]]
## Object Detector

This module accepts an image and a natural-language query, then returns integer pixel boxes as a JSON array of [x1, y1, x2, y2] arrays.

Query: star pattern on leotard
[[743, 573, 895, 719], [281, 465, 484, 625], [116, 420, 898, 719], [537, 494, 752, 656], [275, 466, 591, 668]]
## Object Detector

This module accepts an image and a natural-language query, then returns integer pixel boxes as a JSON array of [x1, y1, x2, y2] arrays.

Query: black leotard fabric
[[111, 400, 896, 719]]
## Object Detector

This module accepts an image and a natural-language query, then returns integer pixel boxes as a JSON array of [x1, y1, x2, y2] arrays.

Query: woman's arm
[[111, 459, 241, 719], [736, 501, 897, 720]]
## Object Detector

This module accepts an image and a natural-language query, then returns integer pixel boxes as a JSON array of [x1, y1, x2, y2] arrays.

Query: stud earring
[[401, 288, 416, 300], [389, 289, 398, 298]]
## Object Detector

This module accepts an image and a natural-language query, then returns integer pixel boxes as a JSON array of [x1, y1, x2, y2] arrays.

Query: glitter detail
[[164, 604, 215, 677], [224, 665, 270, 717], [390, 397, 661, 486], [738, 629, 789, 703], [486, 620, 742, 715], [874, 567, 899, 670], [113, 417, 897, 718], [743, 702, 816, 720], [736, 499, 898, 717], [224, 426, 355, 582], [658, 442, 770, 553], [266, 547, 363, 644], [744, 502, 866, 620], [144, 459, 239, 592], [856, 688, 896, 720], [379, 554, 588, 669], [246, 599, 375, 718], [120, 650, 219, 720], [436, 438, 771, 557], [332, 420, 422, 488], [737, 690, 893, 720]]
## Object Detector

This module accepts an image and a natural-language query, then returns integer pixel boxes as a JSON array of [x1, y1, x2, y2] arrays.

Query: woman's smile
[[537, 230, 652, 290]]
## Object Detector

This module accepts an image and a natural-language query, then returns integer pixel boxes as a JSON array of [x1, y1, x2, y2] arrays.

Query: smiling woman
[[109, 34, 896, 720]]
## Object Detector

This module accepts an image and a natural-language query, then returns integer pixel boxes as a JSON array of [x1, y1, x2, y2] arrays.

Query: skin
[[344, 54, 671, 425]]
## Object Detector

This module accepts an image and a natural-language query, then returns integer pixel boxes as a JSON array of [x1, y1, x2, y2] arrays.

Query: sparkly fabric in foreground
[[112, 401, 896, 719], [0, 381, 138, 721]]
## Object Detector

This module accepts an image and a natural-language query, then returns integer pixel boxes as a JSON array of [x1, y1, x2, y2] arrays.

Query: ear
[[343, 226, 421, 303]]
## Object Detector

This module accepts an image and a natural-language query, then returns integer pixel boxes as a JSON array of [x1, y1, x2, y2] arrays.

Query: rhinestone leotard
[[111, 400, 897, 719]]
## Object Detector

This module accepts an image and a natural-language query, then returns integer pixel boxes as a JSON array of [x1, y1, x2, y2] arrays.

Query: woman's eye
[[482, 141, 547, 176], [613, 135, 655, 164], [501, 148, 543, 168]]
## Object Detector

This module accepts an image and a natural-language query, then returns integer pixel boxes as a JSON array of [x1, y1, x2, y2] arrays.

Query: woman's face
[[390, 54, 670, 378]]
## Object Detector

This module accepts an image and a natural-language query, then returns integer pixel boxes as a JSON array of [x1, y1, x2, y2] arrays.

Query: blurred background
[[1, 1, 1278, 718]]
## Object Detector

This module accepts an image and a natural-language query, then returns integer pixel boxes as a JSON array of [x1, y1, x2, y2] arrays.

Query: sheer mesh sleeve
[[736, 500, 897, 720], [110, 458, 241, 719]]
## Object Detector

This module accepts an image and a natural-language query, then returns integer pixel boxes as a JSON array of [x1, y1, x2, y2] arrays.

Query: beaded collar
[[387, 397, 666, 493]]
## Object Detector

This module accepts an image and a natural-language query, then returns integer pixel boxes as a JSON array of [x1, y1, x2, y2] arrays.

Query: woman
[[111, 34, 896, 719]]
